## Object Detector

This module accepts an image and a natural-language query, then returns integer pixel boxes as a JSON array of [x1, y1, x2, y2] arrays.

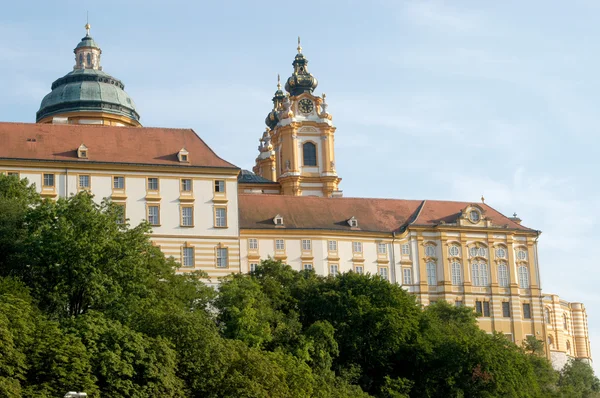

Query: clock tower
[[253, 38, 342, 197]]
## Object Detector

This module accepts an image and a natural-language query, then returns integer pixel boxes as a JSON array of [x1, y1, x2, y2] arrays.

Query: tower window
[[303, 142, 317, 166], [86, 53, 92, 67]]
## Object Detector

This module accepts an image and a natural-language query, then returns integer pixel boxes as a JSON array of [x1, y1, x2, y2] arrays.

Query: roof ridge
[[188, 128, 238, 169], [0, 121, 196, 132]]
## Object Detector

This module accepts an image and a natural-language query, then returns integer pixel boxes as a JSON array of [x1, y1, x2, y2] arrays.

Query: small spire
[[513, 212, 517, 217], [277, 74, 281, 89], [297, 36, 302, 54], [481, 195, 485, 203]]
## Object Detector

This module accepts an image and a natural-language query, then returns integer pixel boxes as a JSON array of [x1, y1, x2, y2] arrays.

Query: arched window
[[472, 263, 480, 286], [498, 263, 509, 287], [79, 53, 83, 67], [518, 266, 529, 288], [426, 262, 437, 286], [451, 262, 462, 285], [547, 334, 554, 348], [87, 53, 92, 67], [302, 142, 317, 166], [563, 314, 568, 331], [544, 308, 551, 324], [566, 340, 571, 353]]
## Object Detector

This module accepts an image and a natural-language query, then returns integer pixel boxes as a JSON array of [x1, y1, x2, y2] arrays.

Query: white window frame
[[354, 265, 364, 274], [378, 243, 387, 255], [425, 245, 436, 257], [78, 174, 90, 189], [248, 238, 258, 250], [250, 263, 258, 272], [518, 265, 529, 288], [147, 177, 159, 191], [328, 240, 337, 251], [449, 245, 460, 257], [43, 173, 55, 187], [352, 242, 363, 253], [498, 263, 509, 287], [303, 263, 313, 271], [147, 205, 160, 225], [181, 206, 193, 226], [216, 247, 228, 268], [182, 247, 194, 267], [215, 208, 227, 227], [275, 239, 285, 251], [181, 178, 192, 192], [302, 239, 312, 251], [329, 264, 339, 276], [113, 176, 125, 189], [214, 180, 225, 193], [426, 262, 437, 286], [401, 244, 410, 255], [403, 268, 412, 285], [451, 262, 462, 285], [378, 267, 389, 281]]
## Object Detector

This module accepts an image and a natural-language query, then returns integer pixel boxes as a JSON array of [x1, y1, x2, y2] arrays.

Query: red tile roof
[[0, 122, 237, 169], [239, 195, 534, 233]]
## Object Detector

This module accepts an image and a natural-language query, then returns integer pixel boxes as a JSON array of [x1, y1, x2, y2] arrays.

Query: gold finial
[[322, 93, 326, 100], [481, 195, 485, 203], [85, 11, 91, 36], [277, 73, 281, 89], [297, 36, 302, 54]]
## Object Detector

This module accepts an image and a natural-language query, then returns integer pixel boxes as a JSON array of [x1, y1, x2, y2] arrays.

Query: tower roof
[[284, 37, 318, 96], [36, 24, 140, 125]]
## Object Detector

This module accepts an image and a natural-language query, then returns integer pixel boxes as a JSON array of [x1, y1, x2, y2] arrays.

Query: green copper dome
[[36, 69, 140, 122], [36, 25, 140, 124]]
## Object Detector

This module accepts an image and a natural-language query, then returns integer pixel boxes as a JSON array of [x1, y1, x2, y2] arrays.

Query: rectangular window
[[379, 267, 389, 281], [43, 173, 55, 187], [504, 334, 514, 342], [182, 247, 194, 267], [426, 262, 437, 286], [498, 264, 509, 287], [455, 301, 463, 307], [147, 177, 159, 191], [79, 175, 90, 189], [475, 300, 483, 315], [502, 302, 511, 318], [523, 303, 531, 319], [249, 238, 258, 250], [114, 204, 126, 224], [113, 176, 125, 189], [330, 264, 339, 276], [303, 263, 313, 271], [181, 178, 192, 192], [403, 268, 412, 285], [147, 205, 160, 225], [328, 240, 337, 251], [302, 239, 312, 251], [378, 243, 387, 254], [250, 263, 258, 272], [355, 265, 364, 274], [215, 207, 227, 227], [275, 239, 285, 251], [483, 301, 490, 317], [181, 206, 193, 226], [214, 180, 225, 193], [401, 244, 410, 255], [352, 242, 363, 253], [216, 247, 228, 268], [7, 172, 19, 178]]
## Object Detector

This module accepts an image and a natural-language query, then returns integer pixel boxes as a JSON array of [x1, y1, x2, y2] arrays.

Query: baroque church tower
[[253, 39, 342, 197]]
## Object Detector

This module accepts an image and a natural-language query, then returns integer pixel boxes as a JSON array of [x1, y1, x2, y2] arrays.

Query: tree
[[558, 359, 600, 398]]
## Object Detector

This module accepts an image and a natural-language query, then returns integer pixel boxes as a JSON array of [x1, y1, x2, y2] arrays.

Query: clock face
[[298, 99, 314, 114]]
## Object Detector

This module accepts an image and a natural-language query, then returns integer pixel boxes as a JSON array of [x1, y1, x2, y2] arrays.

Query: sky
[[1, 0, 599, 371]]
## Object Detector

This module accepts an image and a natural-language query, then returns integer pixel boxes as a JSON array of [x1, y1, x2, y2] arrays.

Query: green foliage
[[558, 359, 600, 397]]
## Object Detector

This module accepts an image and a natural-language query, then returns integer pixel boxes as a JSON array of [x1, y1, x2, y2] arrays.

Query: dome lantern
[[284, 37, 318, 96]]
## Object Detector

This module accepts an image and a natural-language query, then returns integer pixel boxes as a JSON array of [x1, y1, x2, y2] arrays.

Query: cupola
[[284, 37, 318, 96], [36, 23, 141, 127]]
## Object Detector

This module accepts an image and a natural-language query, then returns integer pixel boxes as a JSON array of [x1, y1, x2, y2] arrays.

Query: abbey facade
[[0, 25, 590, 370]]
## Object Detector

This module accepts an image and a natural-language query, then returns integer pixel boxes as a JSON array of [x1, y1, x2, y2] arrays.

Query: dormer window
[[348, 216, 358, 228], [469, 210, 480, 223], [178, 148, 189, 163], [78, 144, 88, 159], [274, 214, 284, 225]]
